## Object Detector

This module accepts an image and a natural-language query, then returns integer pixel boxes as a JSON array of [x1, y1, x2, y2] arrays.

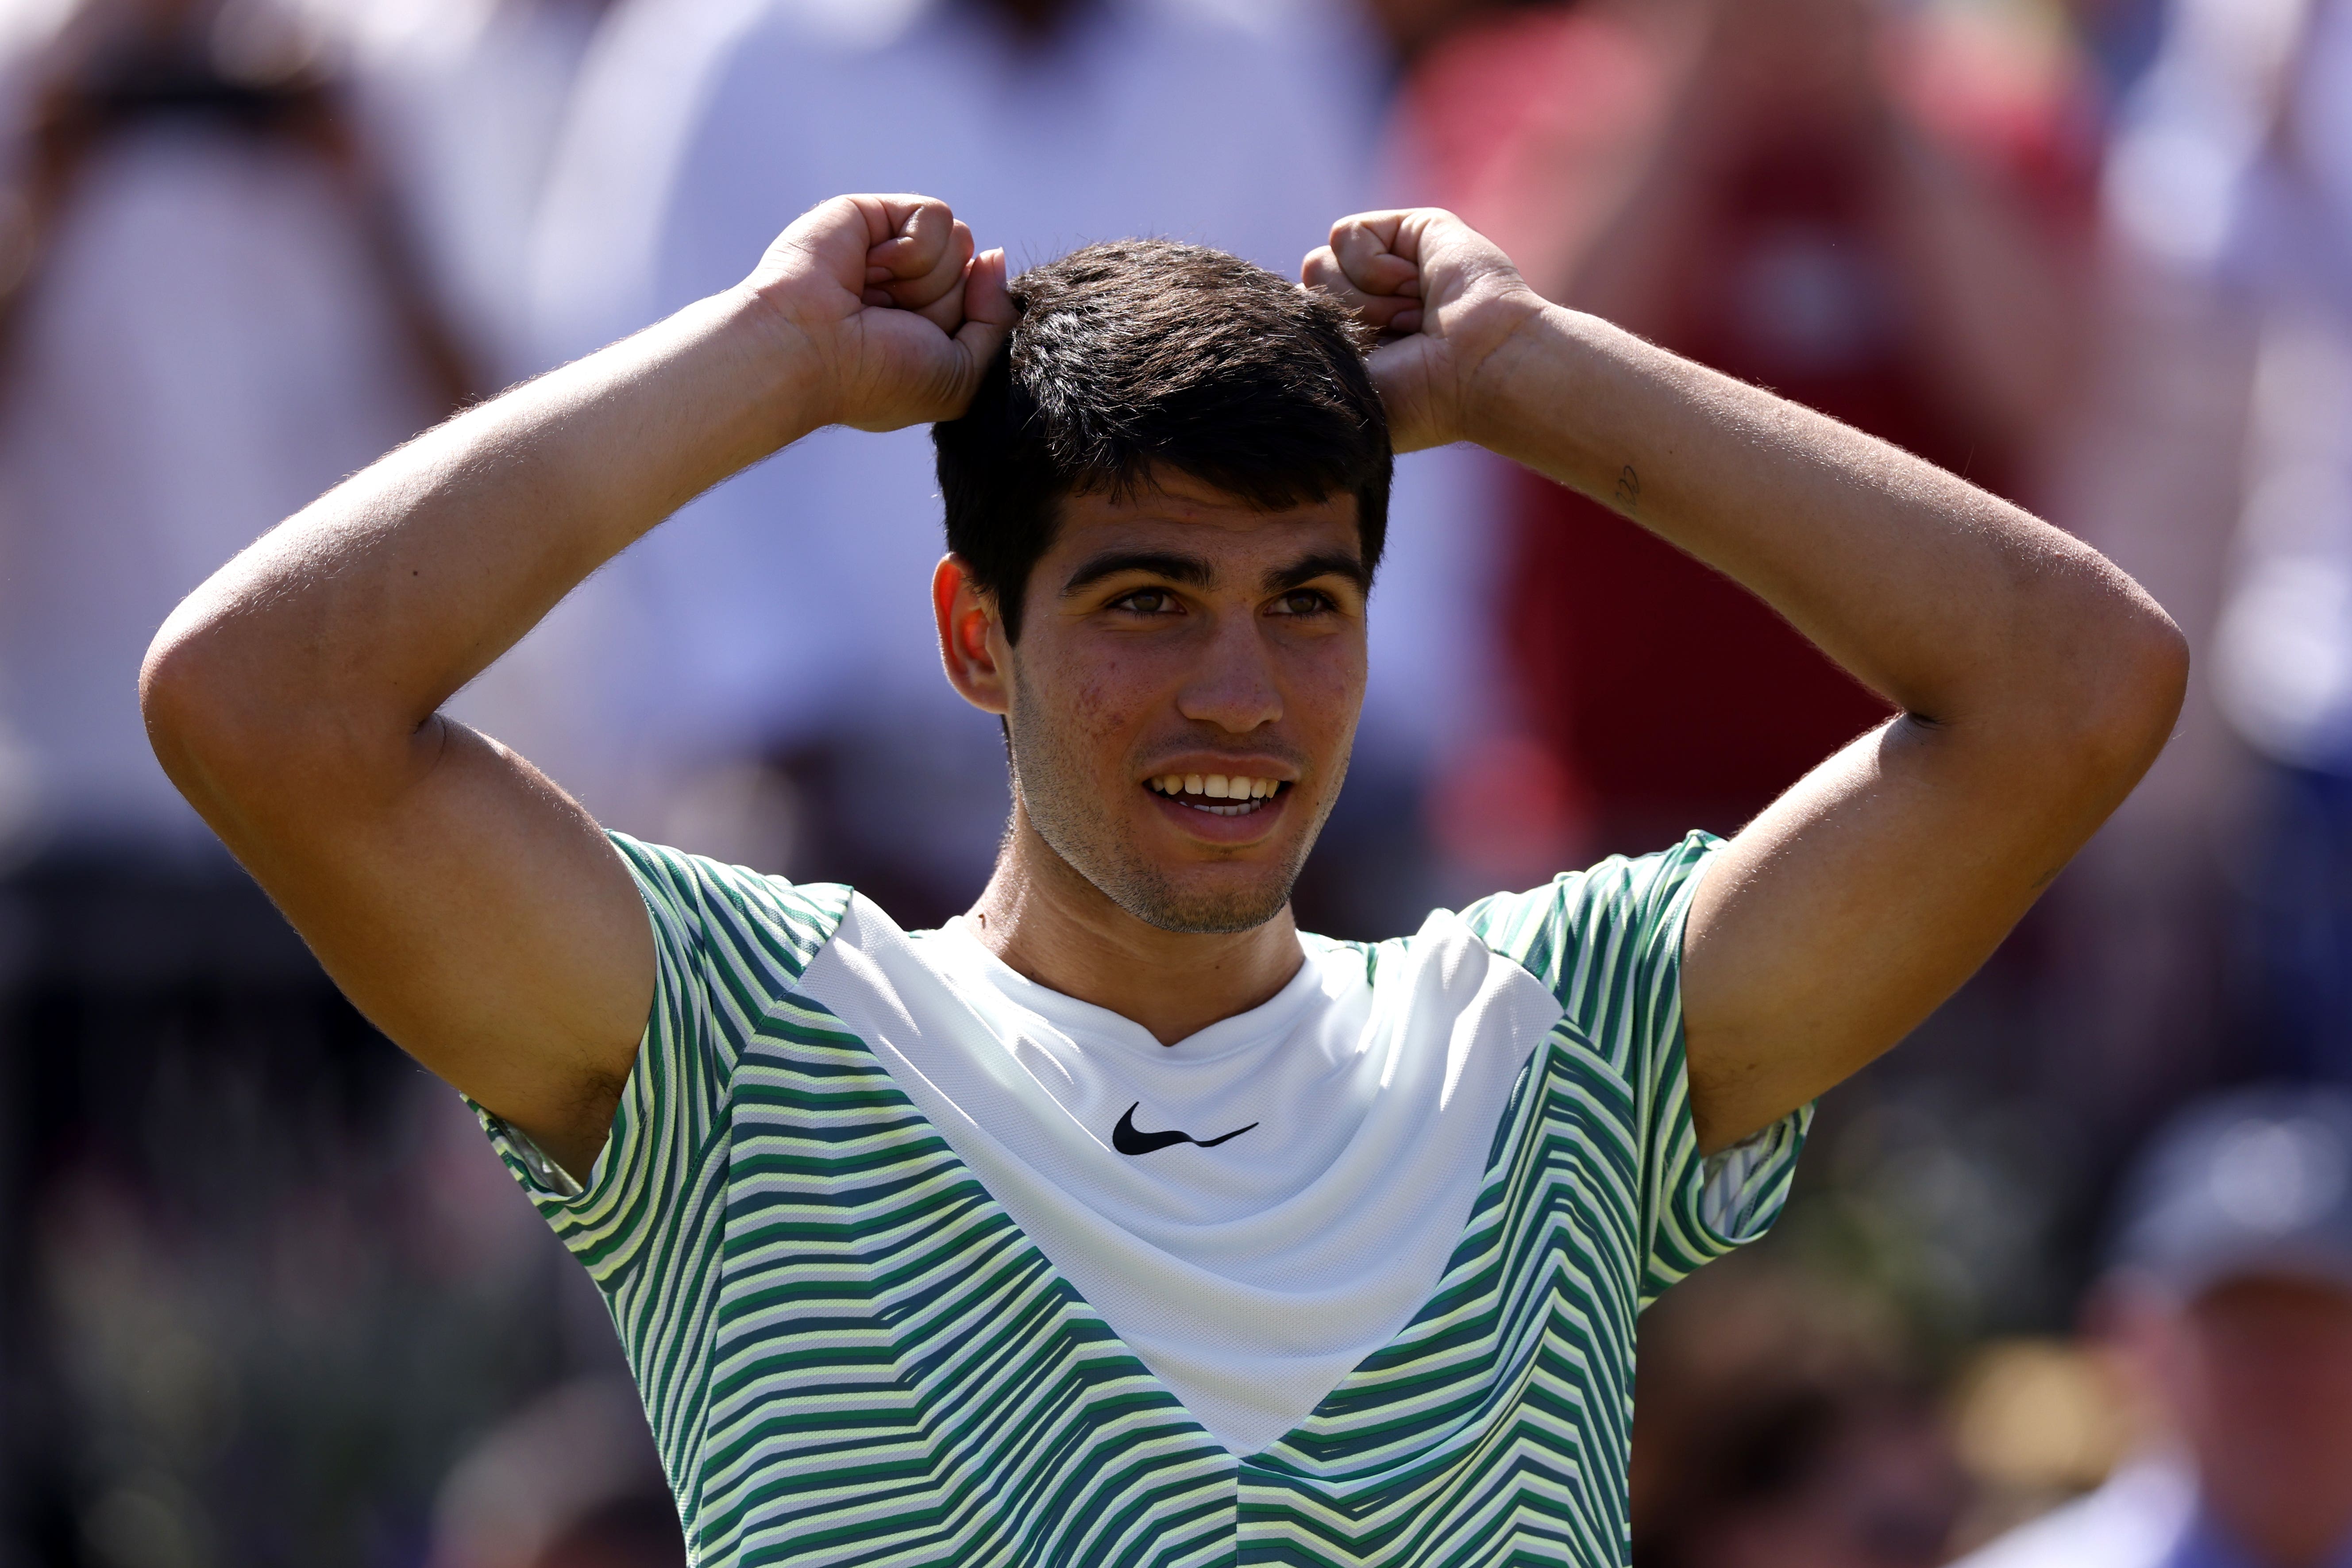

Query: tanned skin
[[142, 194, 2186, 1182], [938, 475, 1370, 1046]]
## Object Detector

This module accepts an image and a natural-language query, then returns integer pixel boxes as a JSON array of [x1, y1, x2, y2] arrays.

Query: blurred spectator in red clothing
[[1403, 0, 2101, 852]]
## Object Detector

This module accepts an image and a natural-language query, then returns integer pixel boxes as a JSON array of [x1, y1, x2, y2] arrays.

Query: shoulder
[[1353, 911, 1576, 1056], [1458, 831, 1724, 974], [611, 833, 852, 992]]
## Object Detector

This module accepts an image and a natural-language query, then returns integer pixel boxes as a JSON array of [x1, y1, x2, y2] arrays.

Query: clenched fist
[[741, 193, 1014, 433], [1303, 209, 1547, 454]]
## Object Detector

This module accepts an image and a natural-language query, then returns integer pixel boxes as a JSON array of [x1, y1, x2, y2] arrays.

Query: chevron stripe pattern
[[476, 832, 1808, 1567]]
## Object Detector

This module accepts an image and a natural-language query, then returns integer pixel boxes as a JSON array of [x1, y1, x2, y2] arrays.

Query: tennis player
[[143, 194, 2185, 1565]]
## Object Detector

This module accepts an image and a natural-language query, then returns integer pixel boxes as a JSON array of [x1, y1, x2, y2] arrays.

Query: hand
[[1303, 209, 1546, 453], [741, 193, 1015, 433]]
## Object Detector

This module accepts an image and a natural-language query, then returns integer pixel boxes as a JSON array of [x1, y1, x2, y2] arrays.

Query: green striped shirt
[[478, 829, 1809, 1565]]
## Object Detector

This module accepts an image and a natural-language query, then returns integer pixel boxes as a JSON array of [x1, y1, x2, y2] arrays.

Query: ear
[[934, 554, 1011, 716]]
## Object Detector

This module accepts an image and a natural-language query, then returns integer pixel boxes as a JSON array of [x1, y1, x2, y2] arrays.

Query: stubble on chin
[[1006, 705, 1322, 936]]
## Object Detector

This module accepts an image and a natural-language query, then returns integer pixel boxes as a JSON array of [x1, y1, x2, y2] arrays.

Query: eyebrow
[[1265, 551, 1370, 595], [1060, 550, 1217, 596], [1059, 546, 1372, 599]]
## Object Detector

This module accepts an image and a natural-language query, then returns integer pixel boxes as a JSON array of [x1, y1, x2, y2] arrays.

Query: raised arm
[[1307, 210, 2186, 1152], [141, 195, 1011, 1179]]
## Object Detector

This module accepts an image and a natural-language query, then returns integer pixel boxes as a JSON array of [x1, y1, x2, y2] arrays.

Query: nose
[[1175, 615, 1284, 734]]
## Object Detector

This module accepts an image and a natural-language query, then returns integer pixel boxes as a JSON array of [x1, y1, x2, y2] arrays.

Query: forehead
[[1043, 470, 1363, 572]]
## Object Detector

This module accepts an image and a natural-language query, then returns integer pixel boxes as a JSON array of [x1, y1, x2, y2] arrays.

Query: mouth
[[1145, 771, 1289, 819]]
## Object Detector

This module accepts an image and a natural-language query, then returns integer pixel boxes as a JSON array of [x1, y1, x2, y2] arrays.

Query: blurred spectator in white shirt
[[0, 0, 465, 859], [0, 3, 608, 1555], [339, 0, 614, 383]]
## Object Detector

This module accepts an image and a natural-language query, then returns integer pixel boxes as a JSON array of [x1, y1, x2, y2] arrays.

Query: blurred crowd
[[2, 0, 2350, 1563]]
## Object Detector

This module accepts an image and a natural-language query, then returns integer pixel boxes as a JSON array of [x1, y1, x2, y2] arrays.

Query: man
[[1951, 1086, 2352, 1568], [503, 0, 1499, 932], [140, 194, 2184, 1562]]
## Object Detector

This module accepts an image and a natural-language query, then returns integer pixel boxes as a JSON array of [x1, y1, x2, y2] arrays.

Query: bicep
[[228, 717, 654, 1174], [1679, 714, 2105, 1151]]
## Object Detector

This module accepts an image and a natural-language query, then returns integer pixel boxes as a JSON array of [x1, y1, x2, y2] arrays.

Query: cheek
[[1283, 646, 1367, 744], [1066, 673, 1123, 734], [1031, 644, 1162, 746]]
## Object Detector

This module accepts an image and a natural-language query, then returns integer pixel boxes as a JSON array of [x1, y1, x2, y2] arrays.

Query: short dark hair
[[933, 239, 1391, 643]]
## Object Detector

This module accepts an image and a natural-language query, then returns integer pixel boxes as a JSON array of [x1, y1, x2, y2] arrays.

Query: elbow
[[1938, 574, 2190, 818], [142, 588, 418, 827], [139, 589, 322, 816], [2140, 604, 2193, 731], [2067, 590, 2190, 786], [2112, 596, 2189, 753], [139, 599, 245, 805]]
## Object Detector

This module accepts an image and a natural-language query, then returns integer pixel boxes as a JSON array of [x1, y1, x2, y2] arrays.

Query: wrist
[[1457, 300, 1608, 464], [1453, 291, 1567, 453], [716, 281, 838, 447]]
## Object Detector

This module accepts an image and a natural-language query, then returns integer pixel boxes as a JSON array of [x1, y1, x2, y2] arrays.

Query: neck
[[963, 805, 1305, 1045]]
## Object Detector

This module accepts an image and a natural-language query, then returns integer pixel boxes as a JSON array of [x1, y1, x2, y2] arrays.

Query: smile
[[1147, 774, 1287, 817]]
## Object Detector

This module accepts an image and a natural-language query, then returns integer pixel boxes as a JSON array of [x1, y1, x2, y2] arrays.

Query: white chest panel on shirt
[[794, 895, 1569, 1455]]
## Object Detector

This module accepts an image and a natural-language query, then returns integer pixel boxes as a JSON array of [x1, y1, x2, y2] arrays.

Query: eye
[[1271, 589, 1336, 616], [1110, 587, 1181, 616]]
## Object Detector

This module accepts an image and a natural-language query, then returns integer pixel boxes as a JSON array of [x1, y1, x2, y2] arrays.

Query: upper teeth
[[1150, 774, 1283, 800]]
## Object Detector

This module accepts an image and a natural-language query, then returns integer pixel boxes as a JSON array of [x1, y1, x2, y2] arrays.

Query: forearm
[[144, 287, 817, 811], [1318, 204, 2183, 1152], [1469, 305, 2172, 737]]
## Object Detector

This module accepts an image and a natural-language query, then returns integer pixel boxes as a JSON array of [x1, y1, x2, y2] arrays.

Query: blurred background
[[3, 0, 2351, 1562]]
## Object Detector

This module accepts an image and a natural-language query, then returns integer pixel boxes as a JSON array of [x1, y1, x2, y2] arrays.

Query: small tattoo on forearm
[[1613, 464, 1641, 512]]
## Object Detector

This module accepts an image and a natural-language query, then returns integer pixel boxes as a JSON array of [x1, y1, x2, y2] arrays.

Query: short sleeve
[[1459, 831, 1812, 1306], [470, 834, 851, 1287]]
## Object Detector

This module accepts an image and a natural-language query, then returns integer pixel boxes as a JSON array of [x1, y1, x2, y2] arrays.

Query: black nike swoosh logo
[[1111, 1102, 1259, 1156]]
